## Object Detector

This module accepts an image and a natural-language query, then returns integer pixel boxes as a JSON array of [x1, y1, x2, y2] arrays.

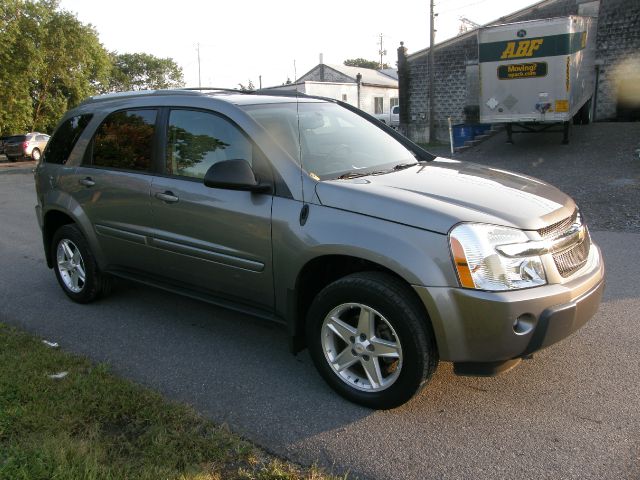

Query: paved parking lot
[[0, 122, 638, 479]]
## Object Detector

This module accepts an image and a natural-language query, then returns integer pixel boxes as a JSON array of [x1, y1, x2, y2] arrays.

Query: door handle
[[78, 177, 95, 187], [155, 191, 179, 203]]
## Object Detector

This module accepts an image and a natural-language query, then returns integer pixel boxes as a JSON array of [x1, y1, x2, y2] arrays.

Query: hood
[[315, 158, 576, 234]]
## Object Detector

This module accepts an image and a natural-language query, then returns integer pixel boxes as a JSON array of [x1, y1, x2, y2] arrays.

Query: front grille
[[537, 211, 576, 239], [553, 237, 590, 277]]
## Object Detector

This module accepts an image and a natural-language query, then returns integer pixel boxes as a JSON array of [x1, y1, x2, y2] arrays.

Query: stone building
[[398, 0, 640, 142], [266, 63, 398, 117]]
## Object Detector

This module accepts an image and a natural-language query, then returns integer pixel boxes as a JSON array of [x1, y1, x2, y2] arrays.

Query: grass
[[0, 324, 343, 480]]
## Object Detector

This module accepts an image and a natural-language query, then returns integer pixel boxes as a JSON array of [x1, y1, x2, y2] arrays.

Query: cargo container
[[478, 16, 597, 143]]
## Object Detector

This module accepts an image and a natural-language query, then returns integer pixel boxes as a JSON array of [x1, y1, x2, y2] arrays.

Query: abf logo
[[500, 38, 544, 59]]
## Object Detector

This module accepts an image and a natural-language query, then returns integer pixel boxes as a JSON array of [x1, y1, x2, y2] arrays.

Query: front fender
[[271, 197, 457, 329]]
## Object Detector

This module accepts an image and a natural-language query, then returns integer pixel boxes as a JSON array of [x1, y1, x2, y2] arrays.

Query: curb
[[0, 167, 35, 175]]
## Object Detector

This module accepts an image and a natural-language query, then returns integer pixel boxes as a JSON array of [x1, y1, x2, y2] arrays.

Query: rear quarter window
[[43, 115, 93, 164]]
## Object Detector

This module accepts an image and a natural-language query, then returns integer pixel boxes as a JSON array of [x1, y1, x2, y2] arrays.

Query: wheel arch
[[287, 254, 435, 354], [42, 207, 105, 269], [43, 209, 76, 268]]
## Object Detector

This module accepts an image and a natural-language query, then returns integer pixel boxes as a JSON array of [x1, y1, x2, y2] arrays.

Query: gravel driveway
[[443, 122, 640, 232]]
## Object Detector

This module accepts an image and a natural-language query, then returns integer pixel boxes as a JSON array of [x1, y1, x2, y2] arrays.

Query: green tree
[[0, 0, 111, 134], [237, 80, 255, 91], [343, 58, 389, 70], [107, 52, 185, 92]]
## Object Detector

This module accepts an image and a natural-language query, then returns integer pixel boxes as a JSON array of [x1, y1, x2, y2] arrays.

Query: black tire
[[31, 148, 41, 161], [581, 98, 593, 125], [572, 111, 582, 125], [51, 224, 111, 303], [574, 98, 593, 125], [305, 271, 438, 409]]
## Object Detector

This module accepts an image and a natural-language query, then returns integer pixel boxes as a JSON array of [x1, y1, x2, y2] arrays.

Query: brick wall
[[404, 0, 639, 142], [594, 0, 640, 119]]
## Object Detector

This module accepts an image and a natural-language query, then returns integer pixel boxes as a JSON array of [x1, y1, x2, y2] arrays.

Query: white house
[[265, 63, 399, 117]]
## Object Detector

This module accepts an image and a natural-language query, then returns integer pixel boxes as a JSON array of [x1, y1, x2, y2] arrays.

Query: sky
[[58, 0, 542, 89]]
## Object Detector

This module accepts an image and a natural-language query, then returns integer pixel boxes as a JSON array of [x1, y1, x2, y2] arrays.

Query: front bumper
[[413, 244, 605, 364]]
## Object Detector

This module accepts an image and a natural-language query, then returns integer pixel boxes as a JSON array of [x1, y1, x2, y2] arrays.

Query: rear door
[[148, 108, 274, 309], [68, 109, 159, 272]]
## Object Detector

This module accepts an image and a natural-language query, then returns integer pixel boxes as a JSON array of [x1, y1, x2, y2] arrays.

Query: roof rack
[[180, 87, 253, 94]]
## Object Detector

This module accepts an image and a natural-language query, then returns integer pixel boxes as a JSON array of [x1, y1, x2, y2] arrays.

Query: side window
[[91, 109, 156, 171], [42, 114, 93, 165], [167, 109, 252, 179]]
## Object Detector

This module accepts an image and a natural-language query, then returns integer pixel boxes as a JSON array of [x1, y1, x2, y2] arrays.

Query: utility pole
[[197, 43, 201, 89], [429, 0, 436, 142], [378, 33, 387, 69]]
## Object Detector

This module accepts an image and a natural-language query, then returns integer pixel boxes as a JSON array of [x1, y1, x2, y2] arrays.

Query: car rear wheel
[[31, 148, 41, 161], [306, 271, 438, 409], [52, 224, 111, 303]]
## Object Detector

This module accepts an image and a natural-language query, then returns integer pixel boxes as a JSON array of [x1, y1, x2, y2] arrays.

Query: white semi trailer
[[478, 16, 597, 144]]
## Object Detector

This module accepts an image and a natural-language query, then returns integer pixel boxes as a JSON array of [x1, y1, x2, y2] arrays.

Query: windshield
[[242, 102, 416, 180]]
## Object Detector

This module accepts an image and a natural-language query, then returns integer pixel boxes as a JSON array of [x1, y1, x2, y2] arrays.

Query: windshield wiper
[[337, 171, 373, 179], [337, 163, 418, 179], [393, 162, 419, 170]]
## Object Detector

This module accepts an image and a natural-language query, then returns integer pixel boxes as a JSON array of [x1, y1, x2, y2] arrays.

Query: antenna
[[293, 59, 305, 206], [458, 17, 481, 34], [378, 33, 387, 69], [196, 43, 201, 88]]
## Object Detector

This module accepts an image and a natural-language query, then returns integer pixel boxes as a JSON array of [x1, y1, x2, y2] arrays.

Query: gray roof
[[296, 63, 398, 87], [324, 64, 398, 87]]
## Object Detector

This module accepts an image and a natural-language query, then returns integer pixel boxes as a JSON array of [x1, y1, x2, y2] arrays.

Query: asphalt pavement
[[1, 124, 639, 479]]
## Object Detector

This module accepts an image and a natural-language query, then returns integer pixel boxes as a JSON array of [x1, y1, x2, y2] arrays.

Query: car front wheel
[[306, 271, 438, 409], [52, 224, 110, 303]]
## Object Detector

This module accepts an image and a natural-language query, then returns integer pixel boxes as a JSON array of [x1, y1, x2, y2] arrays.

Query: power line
[[437, 0, 490, 15]]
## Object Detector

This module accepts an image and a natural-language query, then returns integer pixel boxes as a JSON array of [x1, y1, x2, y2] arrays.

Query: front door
[[149, 108, 274, 309]]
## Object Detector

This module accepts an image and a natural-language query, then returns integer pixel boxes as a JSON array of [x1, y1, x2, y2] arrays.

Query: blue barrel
[[452, 124, 475, 147]]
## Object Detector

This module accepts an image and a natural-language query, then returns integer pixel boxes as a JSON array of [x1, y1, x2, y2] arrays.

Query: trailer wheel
[[574, 98, 593, 125], [581, 98, 593, 125]]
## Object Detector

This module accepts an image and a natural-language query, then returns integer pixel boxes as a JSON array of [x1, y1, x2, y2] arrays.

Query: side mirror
[[203, 159, 271, 193]]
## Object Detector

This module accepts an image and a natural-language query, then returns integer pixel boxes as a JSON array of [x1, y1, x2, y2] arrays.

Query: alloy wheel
[[321, 303, 403, 392], [56, 239, 86, 293]]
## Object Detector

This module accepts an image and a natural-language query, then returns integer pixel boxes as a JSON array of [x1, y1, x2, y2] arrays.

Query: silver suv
[[5, 132, 50, 161], [34, 90, 605, 409]]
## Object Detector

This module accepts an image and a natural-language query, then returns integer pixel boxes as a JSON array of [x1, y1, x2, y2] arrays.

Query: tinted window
[[92, 110, 156, 171], [43, 115, 92, 164], [166, 110, 252, 179]]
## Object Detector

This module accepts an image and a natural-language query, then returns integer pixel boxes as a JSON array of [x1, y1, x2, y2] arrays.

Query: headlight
[[449, 223, 546, 291]]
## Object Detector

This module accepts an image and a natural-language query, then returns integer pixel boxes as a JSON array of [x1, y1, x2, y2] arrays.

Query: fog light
[[513, 314, 536, 335]]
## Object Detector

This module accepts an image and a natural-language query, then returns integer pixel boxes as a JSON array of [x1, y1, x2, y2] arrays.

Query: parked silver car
[[34, 90, 605, 409], [4, 132, 50, 161]]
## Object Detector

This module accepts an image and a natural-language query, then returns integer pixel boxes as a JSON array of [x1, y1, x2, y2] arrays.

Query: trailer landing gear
[[504, 122, 571, 145]]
